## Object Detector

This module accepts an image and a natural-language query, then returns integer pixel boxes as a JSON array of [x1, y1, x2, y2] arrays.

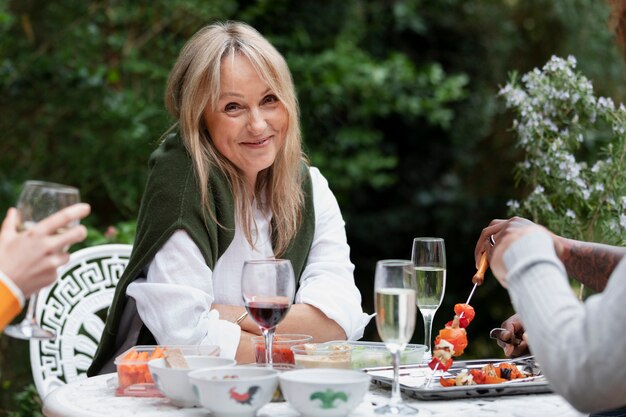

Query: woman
[[475, 217, 626, 414], [88, 21, 370, 375], [0, 204, 90, 330]]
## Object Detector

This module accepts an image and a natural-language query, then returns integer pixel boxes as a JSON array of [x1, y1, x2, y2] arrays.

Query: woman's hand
[[211, 304, 262, 335], [0, 203, 90, 297]]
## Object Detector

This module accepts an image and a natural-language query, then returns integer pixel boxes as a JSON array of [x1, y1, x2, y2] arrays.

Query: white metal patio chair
[[30, 244, 132, 398]]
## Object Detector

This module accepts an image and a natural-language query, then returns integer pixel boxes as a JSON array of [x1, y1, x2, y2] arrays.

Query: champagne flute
[[374, 259, 418, 415], [4, 180, 81, 340], [411, 237, 446, 359], [241, 259, 295, 365]]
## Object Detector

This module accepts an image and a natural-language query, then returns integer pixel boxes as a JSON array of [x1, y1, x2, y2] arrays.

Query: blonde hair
[[164, 21, 306, 256]]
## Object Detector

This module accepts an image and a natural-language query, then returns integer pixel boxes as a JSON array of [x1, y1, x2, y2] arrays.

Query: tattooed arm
[[475, 217, 626, 292], [557, 237, 626, 292], [475, 216, 626, 359]]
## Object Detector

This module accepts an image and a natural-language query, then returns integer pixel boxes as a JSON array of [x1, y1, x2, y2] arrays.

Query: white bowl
[[148, 356, 236, 407], [188, 366, 279, 417], [279, 368, 371, 417]]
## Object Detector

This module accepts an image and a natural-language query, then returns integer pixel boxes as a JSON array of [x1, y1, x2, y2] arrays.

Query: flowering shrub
[[499, 55, 626, 246]]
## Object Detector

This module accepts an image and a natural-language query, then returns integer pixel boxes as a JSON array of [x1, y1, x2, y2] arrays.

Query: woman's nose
[[247, 108, 267, 134]]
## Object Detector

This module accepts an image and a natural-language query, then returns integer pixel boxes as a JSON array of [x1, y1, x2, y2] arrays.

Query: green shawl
[[88, 133, 315, 376]]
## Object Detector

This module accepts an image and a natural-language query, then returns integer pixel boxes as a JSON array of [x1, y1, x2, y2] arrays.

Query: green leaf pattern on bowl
[[310, 389, 349, 409]]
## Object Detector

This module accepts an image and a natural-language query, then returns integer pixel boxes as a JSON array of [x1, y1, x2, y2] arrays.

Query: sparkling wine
[[415, 266, 446, 309], [375, 288, 417, 349], [18, 221, 71, 234], [246, 301, 290, 330], [17, 221, 35, 232]]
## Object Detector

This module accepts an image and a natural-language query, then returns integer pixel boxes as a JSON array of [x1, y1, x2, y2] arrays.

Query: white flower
[[507, 200, 520, 210], [591, 161, 602, 173], [620, 214, 626, 230], [582, 188, 591, 200], [610, 220, 619, 232], [573, 177, 586, 190], [597, 97, 615, 112], [567, 55, 577, 66], [565, 209, 576, 219]]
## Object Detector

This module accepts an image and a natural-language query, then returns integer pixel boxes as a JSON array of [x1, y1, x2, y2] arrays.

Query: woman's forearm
[[276, 304, 346, 341], [235, 329, 257, 364], [224, 303, 346, 364], [214, 302, 346, 342]]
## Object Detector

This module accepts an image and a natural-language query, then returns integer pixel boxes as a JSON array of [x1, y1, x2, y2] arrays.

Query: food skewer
[[424, 252, 488, 388]]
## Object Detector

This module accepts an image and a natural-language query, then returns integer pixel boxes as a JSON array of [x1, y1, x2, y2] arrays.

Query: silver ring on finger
[[489, 234, 496, 247]]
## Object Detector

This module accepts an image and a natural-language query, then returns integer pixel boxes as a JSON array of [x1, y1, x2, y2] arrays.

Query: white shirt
[[127, 167, 371, 358]]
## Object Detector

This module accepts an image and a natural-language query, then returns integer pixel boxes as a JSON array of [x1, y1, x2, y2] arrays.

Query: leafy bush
[[7, 385, 42, 417], [500, 55, 626, 245]]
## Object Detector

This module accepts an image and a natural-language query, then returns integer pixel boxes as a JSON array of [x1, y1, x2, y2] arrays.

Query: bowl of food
[[291, 343, 352, 369], [341, 341, 426, 369], [279, 368, 371, 417], [114, 345, 219, 397], [252, 334, 313, 364], [149, 355, 236, 407], [188, 366, 279, 417]]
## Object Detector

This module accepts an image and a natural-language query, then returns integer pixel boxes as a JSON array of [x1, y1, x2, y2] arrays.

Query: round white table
[[43, 373, 586, 417]]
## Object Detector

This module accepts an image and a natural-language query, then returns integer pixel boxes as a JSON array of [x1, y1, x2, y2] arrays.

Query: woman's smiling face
[[203, 53, 288, 187]]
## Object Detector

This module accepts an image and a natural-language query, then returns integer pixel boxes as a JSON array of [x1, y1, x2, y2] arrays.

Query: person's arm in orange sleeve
[[0, 270, 24, 330]]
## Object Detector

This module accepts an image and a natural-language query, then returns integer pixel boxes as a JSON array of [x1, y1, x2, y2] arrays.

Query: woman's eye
[[262, 95, 279, 105], [224, 103, 241, 112]]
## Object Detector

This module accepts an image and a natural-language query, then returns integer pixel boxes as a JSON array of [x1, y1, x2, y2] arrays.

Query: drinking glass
[[4, 180, 81, 340], [241, 259, 295, 365], [411, 237, 446, 359], [374, 259, 418, 415]]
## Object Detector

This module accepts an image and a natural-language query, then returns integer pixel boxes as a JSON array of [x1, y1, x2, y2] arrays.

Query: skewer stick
[[425, 362, 439, 388], [459, 252, 488, 319], [464, 283, 478, 307]]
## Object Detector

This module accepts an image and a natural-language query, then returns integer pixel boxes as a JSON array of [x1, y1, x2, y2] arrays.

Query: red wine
[[246, 301, 290, 329]]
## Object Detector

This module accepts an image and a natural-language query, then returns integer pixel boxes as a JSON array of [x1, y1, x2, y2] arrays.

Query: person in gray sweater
[[474, 217, 626, 415]]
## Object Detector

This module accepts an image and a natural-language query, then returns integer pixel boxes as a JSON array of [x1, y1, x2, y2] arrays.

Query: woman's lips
[[241, 137, 270, 146]]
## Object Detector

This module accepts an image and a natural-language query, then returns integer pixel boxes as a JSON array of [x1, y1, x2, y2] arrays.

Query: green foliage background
[[1, 0, 625, 413]]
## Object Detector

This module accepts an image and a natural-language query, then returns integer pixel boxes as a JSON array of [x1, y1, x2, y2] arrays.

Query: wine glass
[[241, 259, 295, 365], [411, 237, 446, 359], [4, 180, 81, 340], [374, 259, 418, 415]]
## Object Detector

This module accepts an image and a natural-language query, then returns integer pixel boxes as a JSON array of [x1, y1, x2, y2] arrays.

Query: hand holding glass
[[411, 237, 446, 358], [4, 181, 81, 340], [241, 259, 295, 365], [374, 259, 419, 415]]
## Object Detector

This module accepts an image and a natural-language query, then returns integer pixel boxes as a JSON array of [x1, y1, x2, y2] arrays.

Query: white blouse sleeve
[[296, 167, 372, 340], [126, 230, 241, 359]]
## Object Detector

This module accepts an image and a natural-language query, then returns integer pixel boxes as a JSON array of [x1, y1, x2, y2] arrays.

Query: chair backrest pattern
[[30, 244, 132, 398]]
